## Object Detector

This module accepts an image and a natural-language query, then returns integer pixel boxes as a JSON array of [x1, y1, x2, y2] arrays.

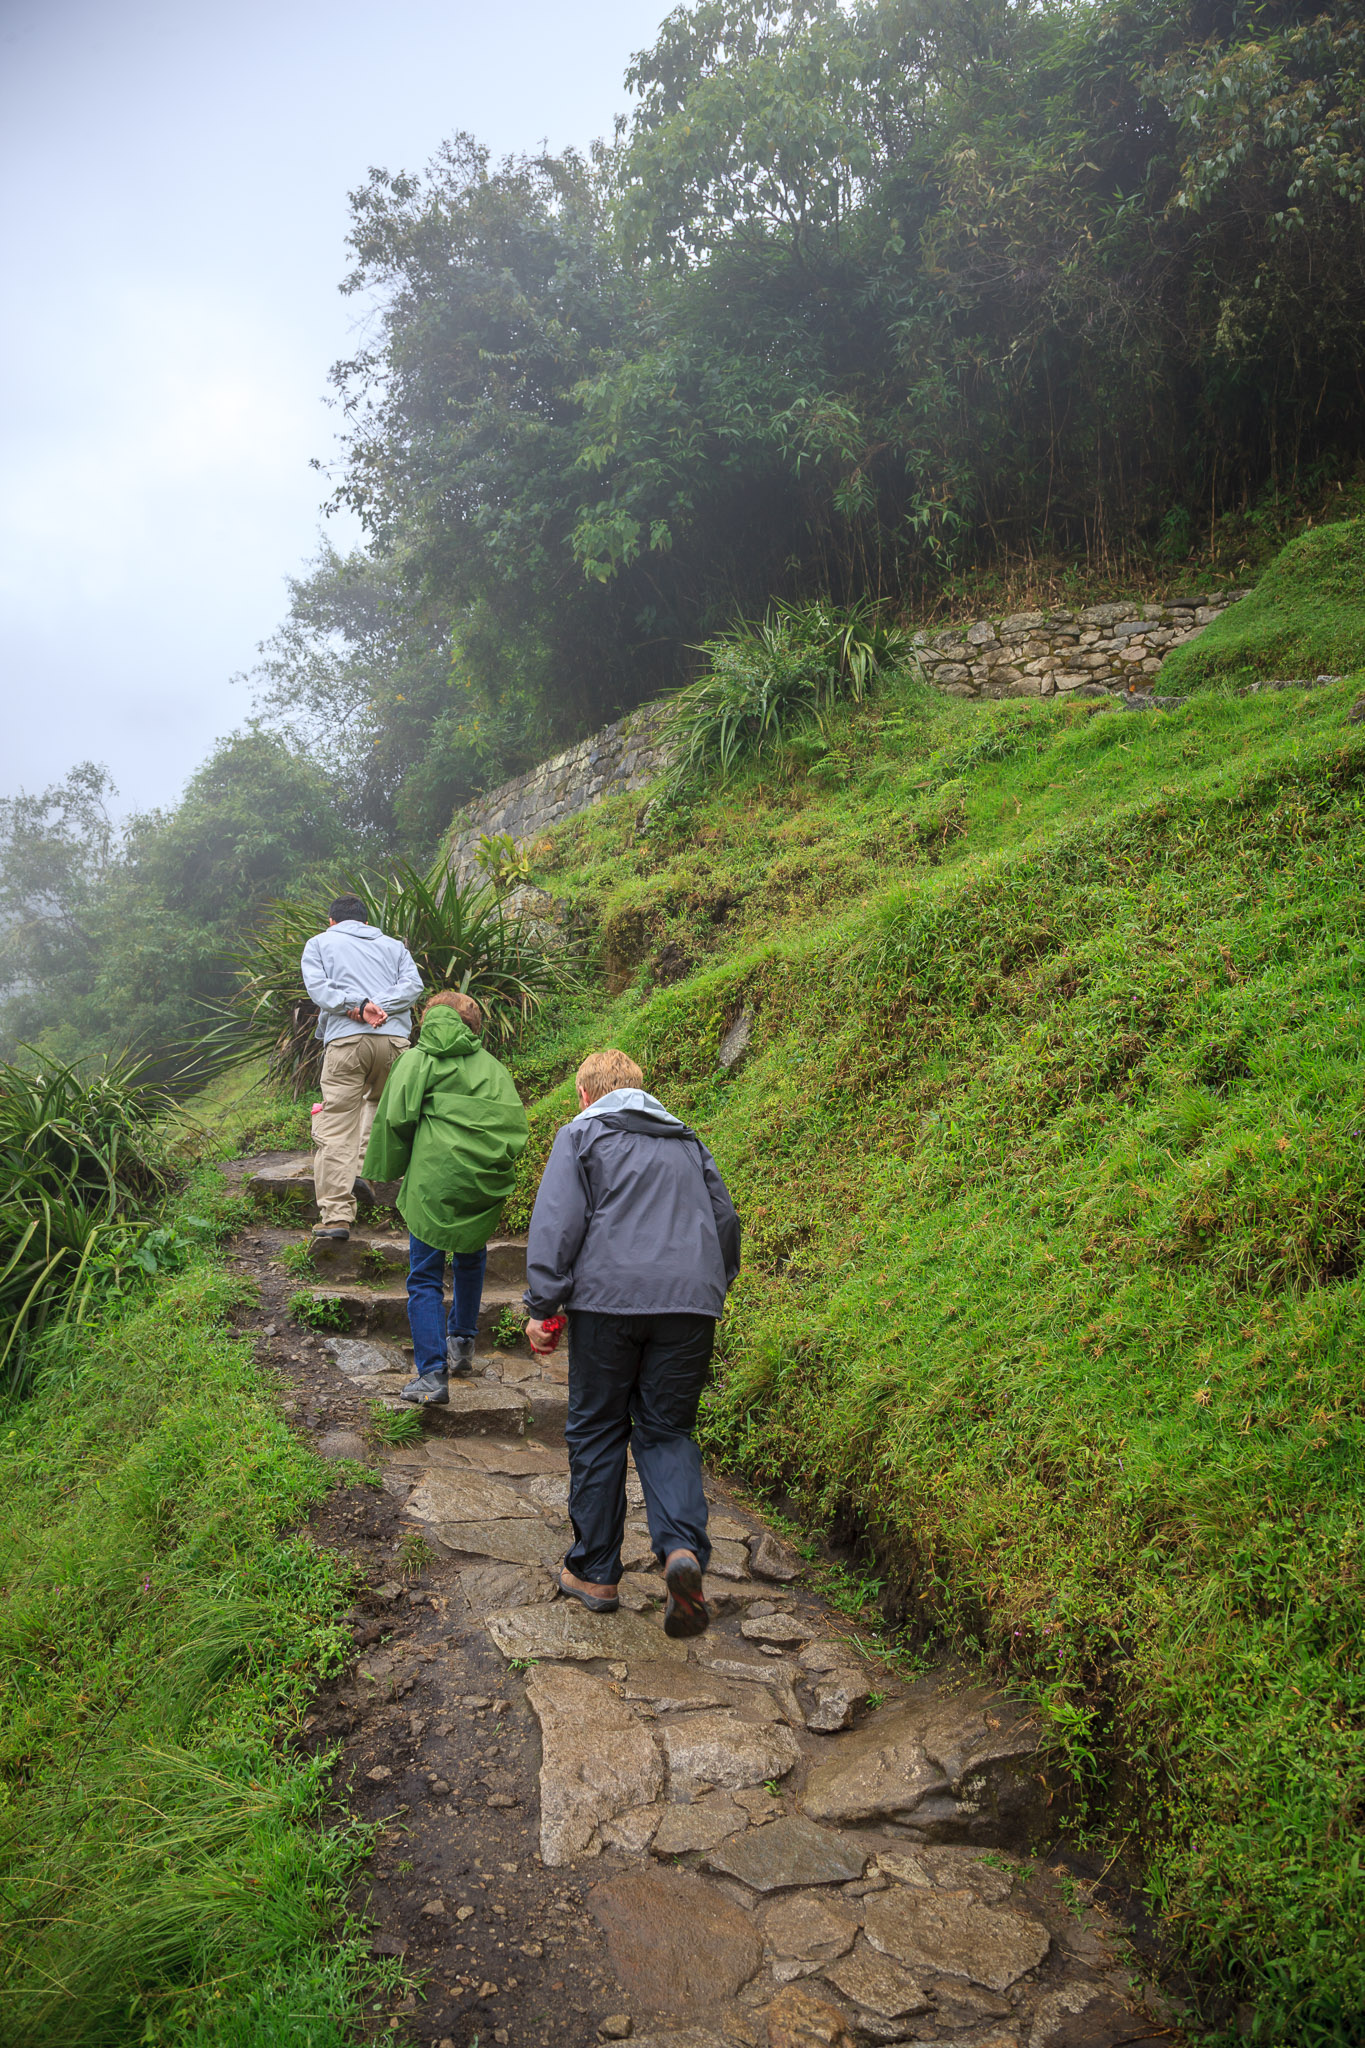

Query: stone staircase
[[243, 1151, 1164, 2048]]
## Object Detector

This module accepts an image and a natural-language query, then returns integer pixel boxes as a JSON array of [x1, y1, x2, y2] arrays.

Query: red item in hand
[[533, 1315, 566, 1353]]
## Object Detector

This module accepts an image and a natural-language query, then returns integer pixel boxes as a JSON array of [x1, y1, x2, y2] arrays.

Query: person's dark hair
[[329, 893, 369, 925]]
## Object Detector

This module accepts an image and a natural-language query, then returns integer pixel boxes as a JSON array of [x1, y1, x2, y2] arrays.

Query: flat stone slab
[[659, 1711, 802, 1794], [863, 1886, 1050, 1992], [315, 1429, 367, 1461], [806, 1674, 870, 1734], [484, 1601, 690, 1665], [621, 1662, 737, 1712], [761, 1890, 859, 1963], [456, 1561, 557, 1616], [405, 1469, 538, 1523], [823, 1939, 932, 2019], [802, 1695, 1044, 1840], [706, 1538, 752, 1580], [706, 1815, 869, 1891], [527, 1663, 664, 1865], [764, 1985, 858, 2048], [429, 1520, 561, 1567], [651, 1793, 747, 1856], [526, 1473, 570, 1514], [426, 1437, 563, 1476], [740, 1614, 812, 1647], [436, 1381, 531, 1431], [325, 1336, 405, 1377], [590, 1867, 762, 2010]]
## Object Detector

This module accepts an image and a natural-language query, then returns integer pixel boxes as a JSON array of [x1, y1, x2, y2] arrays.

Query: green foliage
[[330, 0, 1365, 747], [397, 1531, 433, 1576], [474, 831, 532, 893], [369, 1401, 423, 1446], [491, 1305, 526, 1350], [0, 1214, 381, 2044], [1160, 520, 1365, 690], [287, 1291, 348, 1332], [274, 1240, 318, 1281], [0, 1053, 178, 1388], [672, 599, 909, 783], [511, 653, 1365, 2040], [208, 853, 572, 1094]]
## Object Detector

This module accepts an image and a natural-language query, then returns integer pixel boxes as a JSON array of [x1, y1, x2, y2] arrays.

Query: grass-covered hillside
[[504, 580, 1365, 2039]]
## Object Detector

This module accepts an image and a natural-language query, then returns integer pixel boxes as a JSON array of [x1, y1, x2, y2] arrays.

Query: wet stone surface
[[219, 1153, 1181, 2048]]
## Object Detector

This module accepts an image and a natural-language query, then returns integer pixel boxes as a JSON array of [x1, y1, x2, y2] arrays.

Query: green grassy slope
[[0, 1149, 384, 2046], [506, 653, 1365, 2040], [1161, 519, 1365, 691]]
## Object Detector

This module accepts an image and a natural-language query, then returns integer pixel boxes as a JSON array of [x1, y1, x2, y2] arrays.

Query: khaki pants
[[313, 1033, 408, 1226]]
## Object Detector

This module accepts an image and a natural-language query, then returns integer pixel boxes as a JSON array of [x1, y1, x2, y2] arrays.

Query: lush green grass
[[0, 1155, 390, 2046], [1161, 520, 1365, 692], [503, 650, 1365, 2043]]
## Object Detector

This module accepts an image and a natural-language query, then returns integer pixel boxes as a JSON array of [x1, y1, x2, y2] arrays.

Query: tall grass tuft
[[0, 1053, 176, 1386], [672, 597, 909, 783]]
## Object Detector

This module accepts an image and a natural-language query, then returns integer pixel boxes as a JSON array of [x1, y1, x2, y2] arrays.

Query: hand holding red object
[[527, 1315, 566, 1354]]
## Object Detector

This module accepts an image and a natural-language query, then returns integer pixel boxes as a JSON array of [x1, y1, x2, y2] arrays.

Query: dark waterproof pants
[[563, 1310, 714, 1588]]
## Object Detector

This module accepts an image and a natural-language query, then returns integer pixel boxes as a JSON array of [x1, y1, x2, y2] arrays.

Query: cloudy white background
[[0, 0, 666, 816]]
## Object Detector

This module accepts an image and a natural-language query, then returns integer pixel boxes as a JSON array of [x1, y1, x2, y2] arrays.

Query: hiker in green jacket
[[362, 990, 529, 1405]]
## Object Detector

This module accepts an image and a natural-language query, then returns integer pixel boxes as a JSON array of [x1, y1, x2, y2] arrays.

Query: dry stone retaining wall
[[442, 591, 1246, 874], [445, 700, 674, 881], [910, 590, 1248, 700]]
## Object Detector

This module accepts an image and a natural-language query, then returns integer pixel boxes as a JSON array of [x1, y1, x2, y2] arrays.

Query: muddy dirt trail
[[227, 1153, 1179, 2048]]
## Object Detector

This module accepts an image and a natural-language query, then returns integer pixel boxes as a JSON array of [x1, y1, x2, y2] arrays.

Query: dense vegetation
[[4, 0, 1363, 1079], [485, 529, 1365, 2043]]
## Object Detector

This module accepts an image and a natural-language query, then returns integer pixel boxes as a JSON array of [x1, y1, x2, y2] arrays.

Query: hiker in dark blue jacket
[[523, 1049, 741, 1638]]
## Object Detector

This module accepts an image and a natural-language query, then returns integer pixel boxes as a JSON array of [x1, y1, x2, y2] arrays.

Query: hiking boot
[[400, 1369, 449, 1406], [447, 1334, 477, 1379], [311, 1224, 349, 1242], [353, 1176, 376, 1206], [663, 1550, 709, 1638]]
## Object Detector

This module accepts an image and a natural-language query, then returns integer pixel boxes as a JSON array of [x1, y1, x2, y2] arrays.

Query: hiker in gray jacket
[[301, 893, 423, 1241], [523, 1048, 741, 1637]]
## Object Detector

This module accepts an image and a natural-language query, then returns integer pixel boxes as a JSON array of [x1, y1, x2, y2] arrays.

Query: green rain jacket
[[362, 1006, 529, 1253]]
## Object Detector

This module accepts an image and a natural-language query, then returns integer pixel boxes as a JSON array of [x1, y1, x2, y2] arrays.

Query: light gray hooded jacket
[[300, 920, 424, 1045], [523, 1088, 741, 1320]]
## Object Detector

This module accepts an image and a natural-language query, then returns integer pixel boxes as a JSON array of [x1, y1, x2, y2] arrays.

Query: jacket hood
[[574, 1087, 683, 1125], [417, 1006, 480, 1059], [330, 920, 385, 940]]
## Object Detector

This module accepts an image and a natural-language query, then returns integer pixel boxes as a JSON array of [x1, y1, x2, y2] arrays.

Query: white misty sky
[[0, 0, 668, 817]]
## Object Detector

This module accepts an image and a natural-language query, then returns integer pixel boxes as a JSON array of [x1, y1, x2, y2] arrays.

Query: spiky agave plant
[[671, 596, 909, 784], [197, 854, 571, 1094], [0, 1054, 175, 1383]]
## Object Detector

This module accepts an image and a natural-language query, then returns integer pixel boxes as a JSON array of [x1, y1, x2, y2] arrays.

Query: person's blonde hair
[[576, 1049, 643, 1103], [425, 989, 484, 1035]]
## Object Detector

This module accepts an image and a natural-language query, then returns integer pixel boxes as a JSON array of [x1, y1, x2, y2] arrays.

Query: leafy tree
[[0, 764, 118, 1047]]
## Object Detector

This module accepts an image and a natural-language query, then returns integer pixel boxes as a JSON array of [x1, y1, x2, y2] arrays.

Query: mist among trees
[[4, 0, 1362, 1071]]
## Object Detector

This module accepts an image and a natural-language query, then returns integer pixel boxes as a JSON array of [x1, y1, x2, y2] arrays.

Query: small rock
[[1349, 697, 1365, 724], [420, 1897, 445, 1917], [456, 1904, 475, 1921], [764, 1982, 858, 2048], [365, 1765, 392, 1783], [462, 1695, 493, 1709], [749, 1531, 802, 1581], [761, 1890, 859, 1964], [823, 1939, 931, 2019], [316, 1429, 367, 1461], [805, 1674, 869, 1734], [740, 1614, 811, 1648], [706, 1816, 868, 1891], [706, 1538, 753, 1580], [658, 1711, 800, 1795], [799, 1640, 860, 1674], [862, 1886, 1049, 1992], [651, 1793, 747, 1856], [263, 1322, 278, 1337], [486, 1792, 518, 1808], [426, 1778, 451, 1796], [718, 1012, 753, 1070], [599, 2018, 634, 2040]]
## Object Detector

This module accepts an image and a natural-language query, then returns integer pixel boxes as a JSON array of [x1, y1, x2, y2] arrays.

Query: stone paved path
[[231, 1154, 1180, 2048]]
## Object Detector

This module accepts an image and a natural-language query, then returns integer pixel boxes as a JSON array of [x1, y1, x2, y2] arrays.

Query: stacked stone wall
[[445, 700, 674, 881], [911, 590, 1248, 700]]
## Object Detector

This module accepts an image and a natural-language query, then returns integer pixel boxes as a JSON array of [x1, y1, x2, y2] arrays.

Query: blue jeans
[[407, 1235, 487, 1376]]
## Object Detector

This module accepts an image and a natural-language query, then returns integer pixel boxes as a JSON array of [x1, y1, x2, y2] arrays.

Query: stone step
[[324, 1334, 532, 1436], [308, 1280, 526, 1342], [309, 1232, 527, 1287], [248, 1153, 400, 1218]]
